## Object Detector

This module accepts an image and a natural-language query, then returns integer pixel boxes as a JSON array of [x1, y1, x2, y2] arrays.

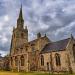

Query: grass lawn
[[0, 71, 75, 75]]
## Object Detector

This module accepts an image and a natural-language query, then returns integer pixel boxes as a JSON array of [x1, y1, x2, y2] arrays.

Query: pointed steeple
[[17, 4, 24, 29], [18, 4, 23, 20]]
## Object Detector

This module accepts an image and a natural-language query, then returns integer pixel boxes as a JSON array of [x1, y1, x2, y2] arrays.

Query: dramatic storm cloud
[[0, 0, 75, 56]]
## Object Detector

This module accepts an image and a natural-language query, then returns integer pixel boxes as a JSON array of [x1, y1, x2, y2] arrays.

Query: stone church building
[[10, 6, 75, 73]]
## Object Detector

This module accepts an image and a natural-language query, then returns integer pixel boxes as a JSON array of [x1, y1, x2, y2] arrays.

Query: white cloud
[[63, 5, 75, 15], [0, 0, 75, 56], [2, 36, 8, 44], [39, 22, 49, 30], [0, 22, 4, 31], [0, 50, 9, 57], [54, 21, 75, 36], [4, 15, 9, 22], [0, 34, 8, 44]]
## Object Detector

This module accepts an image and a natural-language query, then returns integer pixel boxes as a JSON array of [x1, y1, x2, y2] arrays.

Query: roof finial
[[37, 32, 41, 38], [45, 33, 47, 37], [21, 2, 22, 10], [71, 33, 73, 39]]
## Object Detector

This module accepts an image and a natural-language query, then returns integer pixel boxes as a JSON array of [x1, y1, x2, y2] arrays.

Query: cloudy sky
[[0, 0, 75, 56]]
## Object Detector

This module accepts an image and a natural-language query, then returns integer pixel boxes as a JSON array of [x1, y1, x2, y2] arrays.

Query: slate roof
[[41, 38, 70, 54]]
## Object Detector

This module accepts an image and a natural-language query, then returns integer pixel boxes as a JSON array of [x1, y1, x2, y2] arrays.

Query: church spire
[[18, 4, 23, 20], [17, 4, 24, 29]]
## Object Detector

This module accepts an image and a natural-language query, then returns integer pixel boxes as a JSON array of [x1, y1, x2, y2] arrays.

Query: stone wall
[[40, 51, 69, 72]]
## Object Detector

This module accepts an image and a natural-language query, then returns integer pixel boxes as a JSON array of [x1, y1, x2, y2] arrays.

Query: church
[[9, 5, 75, 73]]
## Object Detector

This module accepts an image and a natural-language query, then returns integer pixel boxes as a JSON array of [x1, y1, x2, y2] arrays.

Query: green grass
[[19, 72, 75, 75], [0, 71, 75, 75]]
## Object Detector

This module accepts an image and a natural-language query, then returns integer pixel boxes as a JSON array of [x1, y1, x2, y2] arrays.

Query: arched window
[[15, 56, 18, 66], [20, 55, 24, 66], [41, 55, 44, 66], [55, 53, 61, 66]]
